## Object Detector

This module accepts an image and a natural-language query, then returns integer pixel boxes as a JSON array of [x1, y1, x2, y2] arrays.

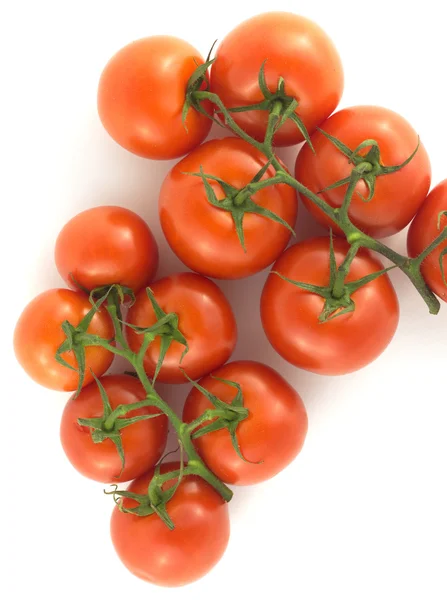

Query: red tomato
[[55, 206, 158, 293], [97, 36, 212, 160], [183, 361, 308, 485], [261, 238, 399, 375], [60, 375, 168, 483], [110, 461, 230, 587], [126, 273, 237, 383], [159, 138, 298, 279], [14, 289, 114, 391], [408, 180, 447, 301], [295, 106, 431, 238], [210, 12, 343, 146]]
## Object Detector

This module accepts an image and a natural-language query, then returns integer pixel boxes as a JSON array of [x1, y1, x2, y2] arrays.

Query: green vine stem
[[192, 88, 447, 315], [76, 293, 234, 504]]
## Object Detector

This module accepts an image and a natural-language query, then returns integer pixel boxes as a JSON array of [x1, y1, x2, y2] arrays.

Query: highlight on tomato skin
[[13, 289, 114, 391], [55, 206, 159, 293], [183, 360, 308, 485], [60, 375, 168, 483], [159, 137, 298, 279], [407, 179, 447, 302], [126, 273, 238, 384], [295, 105, 431, 238], [110, 462, 230, 587], [97, 36, 213, 160], [210, 11, 344, 146], [260, 237, 400, 375]]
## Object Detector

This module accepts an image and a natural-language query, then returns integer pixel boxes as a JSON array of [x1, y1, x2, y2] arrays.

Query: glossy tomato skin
[[407, 180, 447, 301], [159, 138, 298, 279], [14, 289, 114, 391], [261, 238, 399, 375], [211, 12, 343, 146], [183, 361, 308, 485], [295, 106, 431, 238], [126, 273, 237, 383], [110, 461, 230, 587], [98, 36, 212, 160], [55, 206, 159, 293], [60, 375, 168, 483]]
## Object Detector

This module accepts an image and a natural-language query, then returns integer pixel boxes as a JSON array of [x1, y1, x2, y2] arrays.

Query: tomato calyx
[[107, 458, 187, 529], [219, 62, 314, 150], [317, 130, 420, 203], [182, 43, 218, 130], [184, 163, 295, 251], [77, 373, 162, 477], [124, 287, 188, 383], [273, 234, 396, 322], [184, 371, 260, 465]]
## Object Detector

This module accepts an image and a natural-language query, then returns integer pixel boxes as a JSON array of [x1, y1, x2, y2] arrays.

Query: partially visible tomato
[[55, 206, 158, 293], [211, 12, 343, 146], [408, 180, 447, 302], [159, 137, 298, 279], [261, 237, 399, 375], [60, 375, 168, 483], [98, 36, 212, 160], [183, 361, 308, 485], [14, 289, 114, 391], [126, 273, 237, 383], [295, 106, 431, 238], [110, 461, 230, 587]]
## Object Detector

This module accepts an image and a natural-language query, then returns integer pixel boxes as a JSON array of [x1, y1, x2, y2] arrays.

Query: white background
[[1, 1, 446, 598]]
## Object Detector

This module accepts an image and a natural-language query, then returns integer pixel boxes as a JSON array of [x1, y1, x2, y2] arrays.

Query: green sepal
[[192, 166, 295, 253], [316, 129, 420, 204]]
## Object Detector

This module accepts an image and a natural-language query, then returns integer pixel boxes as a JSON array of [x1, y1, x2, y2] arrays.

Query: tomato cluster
[[14, 10, 447, 589]]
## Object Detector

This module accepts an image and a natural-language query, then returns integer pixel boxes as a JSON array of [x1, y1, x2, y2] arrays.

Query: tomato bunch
[[14, 10, 447, 589]]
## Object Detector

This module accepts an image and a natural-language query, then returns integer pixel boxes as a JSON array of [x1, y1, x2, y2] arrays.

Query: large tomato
[[14, 289, 114, 391], [55, 206, 158, 293], [295, 106, 431, 238], [183, 361, 308, 485], [407, 180, 447, 301], [110, 461, 230, 587], [159, 137, 298, 279], [60, 375, 168, 483], [98, 36, 212, 160], [126, 273, 237, 383], [210, 12, 343, 146], [261, 237, 399, 375]]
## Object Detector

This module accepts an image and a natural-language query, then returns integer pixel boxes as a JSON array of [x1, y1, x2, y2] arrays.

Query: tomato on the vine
[[14, 289, 114, 391], [408, 180, 447, 301], [159, 137, 298, 279], [210, 12, 343, 146], [55, 206, 158, 293], [126, 273, 237, 383], [98, 36, 213, 159], [60, 375, 168, 483], [295, 106, 431, 238], [261, 237, 399, 375], [110, 461, 230, 587], [183, 361, 308, 485]]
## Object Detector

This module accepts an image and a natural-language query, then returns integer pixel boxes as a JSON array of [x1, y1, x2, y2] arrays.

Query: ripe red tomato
[[210, 12, 343, 146], [261, 237, 399, 375], [295, 106, 431, 238], [126, 273, 237, 383], [183, 361, 308, 485], [14, 289, 114, 390], [55, 206, 158, 293], [110, 461, 230, 587], [408, 180, 447, 301], [60, 375, 168, 483], [97, 36, 212, 160], [159, 138, 298, 279]]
